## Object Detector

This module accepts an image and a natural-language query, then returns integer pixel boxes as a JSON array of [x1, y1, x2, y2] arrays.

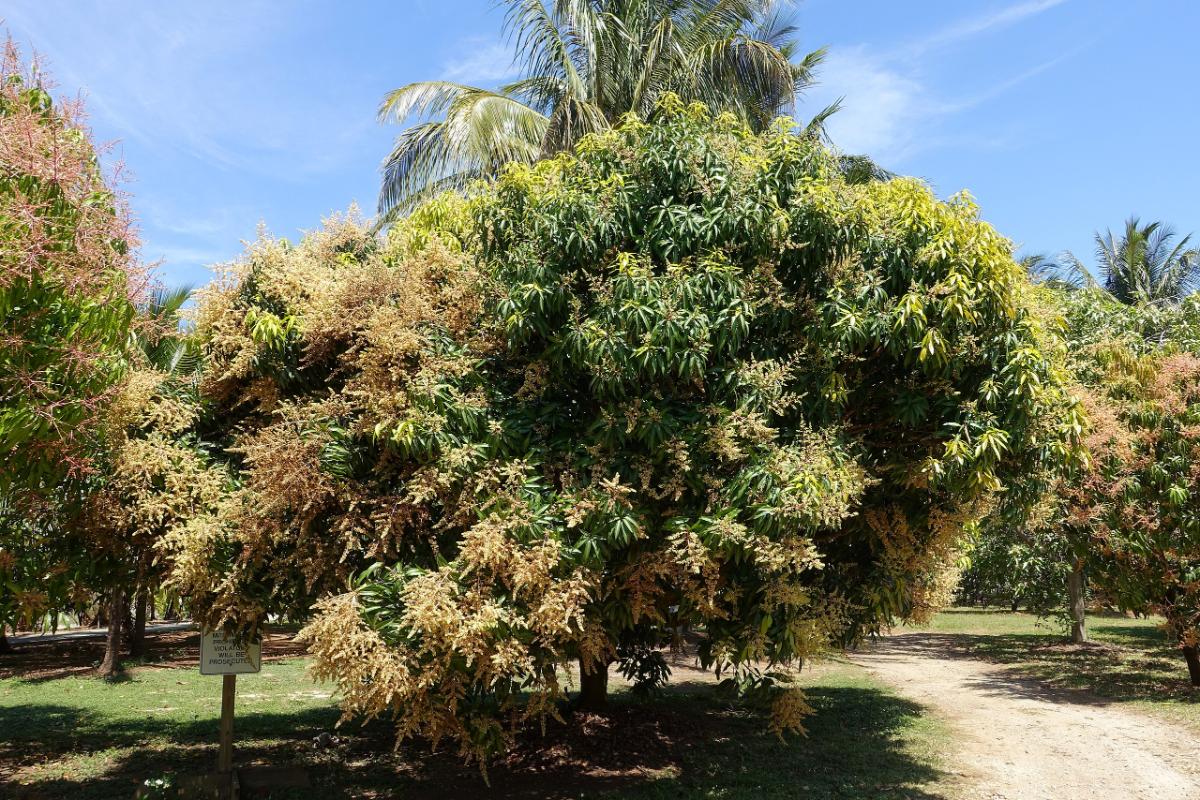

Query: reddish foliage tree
[[0, 36, 144, 492]]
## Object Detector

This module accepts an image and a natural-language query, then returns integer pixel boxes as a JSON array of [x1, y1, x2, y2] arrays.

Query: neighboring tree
[[128, 286, 197, 658], [181, 99, 1081, 764], [85, 286, 229, 677], [1045, 287, 1200, 679], [0, 36, 141, 663], [1081, 345, 1200, 681], [0, 491, 92, 652], [0, 38, 141, 493], [967, 284, 1200, 648], [958, 467, 1093, 640], [957, 521, 1069, 614], [1063, 217, 1200, 306], [377, 0, 837, 215]]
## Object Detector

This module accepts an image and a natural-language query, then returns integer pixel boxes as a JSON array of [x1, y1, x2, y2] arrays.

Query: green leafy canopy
[[186, 97, 1083, 760]]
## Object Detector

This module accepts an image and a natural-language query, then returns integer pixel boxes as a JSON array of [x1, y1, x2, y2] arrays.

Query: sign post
[[218, 674, 236, 773], [201, 630, 261, 781], [178, 630, 307, 798]]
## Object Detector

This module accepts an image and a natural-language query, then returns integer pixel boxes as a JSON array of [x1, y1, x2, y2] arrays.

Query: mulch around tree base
[[300, 704, 707, 800]]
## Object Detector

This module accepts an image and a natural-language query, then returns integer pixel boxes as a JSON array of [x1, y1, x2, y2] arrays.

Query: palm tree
[[1063, 218, 1200, 305], [1018, 252, 1058, 282], [133, 285, 197, 374], [377, 0, 837, 218]]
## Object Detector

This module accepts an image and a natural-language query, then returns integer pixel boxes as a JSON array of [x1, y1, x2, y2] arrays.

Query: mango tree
[[178, 98, 1081, 763], [0, 39, 139, 652], [1055, 288, 1200, 683], [0, 39, 139, 492]]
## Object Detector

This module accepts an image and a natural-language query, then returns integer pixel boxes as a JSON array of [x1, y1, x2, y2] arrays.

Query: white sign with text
[[200, 630, 262, 675]]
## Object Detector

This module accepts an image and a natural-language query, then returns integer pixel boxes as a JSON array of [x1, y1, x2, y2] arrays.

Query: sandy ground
[[851, 632, 1200, 800]]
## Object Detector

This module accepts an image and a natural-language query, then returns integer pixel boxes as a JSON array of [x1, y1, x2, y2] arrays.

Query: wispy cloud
[[148, 244, 236, 267], [146, 206, 238, 238], [805, 0, 1075, 164], [4, 2, 375, 179], [940, 51, 1077, 115], [903, 0, 1069, 57], [440, 37, 518, 84]]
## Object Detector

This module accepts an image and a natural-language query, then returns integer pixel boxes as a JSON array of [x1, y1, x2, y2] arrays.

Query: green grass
[[0, 658, 347, 798], [9, 610, 1191, 798], [0, 654, 954, 799], [906, 607, 1200, 730]]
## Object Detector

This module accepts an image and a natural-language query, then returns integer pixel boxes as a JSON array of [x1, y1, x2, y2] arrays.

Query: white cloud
[[146, 206, 238, 238], [806, 47, 929, 162], [440, 38, 518, 84], [805, 0, 1075, 164], [139, 243, 241, 283]]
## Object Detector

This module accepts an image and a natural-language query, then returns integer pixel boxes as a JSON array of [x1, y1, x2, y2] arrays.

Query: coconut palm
[[1018, 252, 1058, 282], [133, 285, 195, 373], [377, 0, 837, 218], [1063, 218, 1200, 306]]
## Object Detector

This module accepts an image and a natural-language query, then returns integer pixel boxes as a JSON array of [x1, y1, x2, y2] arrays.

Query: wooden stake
[[218, 674, 236, 773]]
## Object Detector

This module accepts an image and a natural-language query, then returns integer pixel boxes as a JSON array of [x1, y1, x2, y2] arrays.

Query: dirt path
[[850, 632, 1199, 800]]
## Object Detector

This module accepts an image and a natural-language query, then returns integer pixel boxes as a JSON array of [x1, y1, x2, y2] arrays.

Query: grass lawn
[[906, 607, 1200, 731], [0, 630, 955, 800]]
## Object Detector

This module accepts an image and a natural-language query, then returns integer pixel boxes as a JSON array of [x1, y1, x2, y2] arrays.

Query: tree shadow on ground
[[880, 629, 1199, 707], [0, 683, 949, 800], [1089, 622, 1167, 648]]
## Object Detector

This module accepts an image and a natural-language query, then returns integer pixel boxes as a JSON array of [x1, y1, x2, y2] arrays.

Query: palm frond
[[801, 96, 841, 139], [378, 81, 478, 125], [377, 0, 823, 212], [506, 0, 588, 97], [790, 44, 827, 94], [379, 90, 547, 215], [541, 95, 608, 155], [687, 33, 797, 128], [1058, 251, 1098, 289], [143, 285, 193, 322], [627, 13, 675, 115], [133, 284, 198, 374], [1016, 252, 1056, 281], [1080, 217, 1200, 305], [837, 153, 894, 184]]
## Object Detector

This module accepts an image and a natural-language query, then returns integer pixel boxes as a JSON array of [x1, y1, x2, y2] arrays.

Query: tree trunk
[[1183, 646, 1200, 687], [577, 658, 609, 711], [129, 590, 148, 659], [120, 605, 134, 649], [0, 626, 10, 654], [1068, 562, 1088, 644], [1010, 598, 1020, 613], [98, 588, 125, 679]]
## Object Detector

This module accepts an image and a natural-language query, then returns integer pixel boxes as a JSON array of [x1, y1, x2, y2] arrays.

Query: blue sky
[[5, 1, 1198, 289]]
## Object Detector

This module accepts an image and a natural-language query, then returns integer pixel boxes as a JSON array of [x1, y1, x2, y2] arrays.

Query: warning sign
[[200, 629, 262, 675]]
